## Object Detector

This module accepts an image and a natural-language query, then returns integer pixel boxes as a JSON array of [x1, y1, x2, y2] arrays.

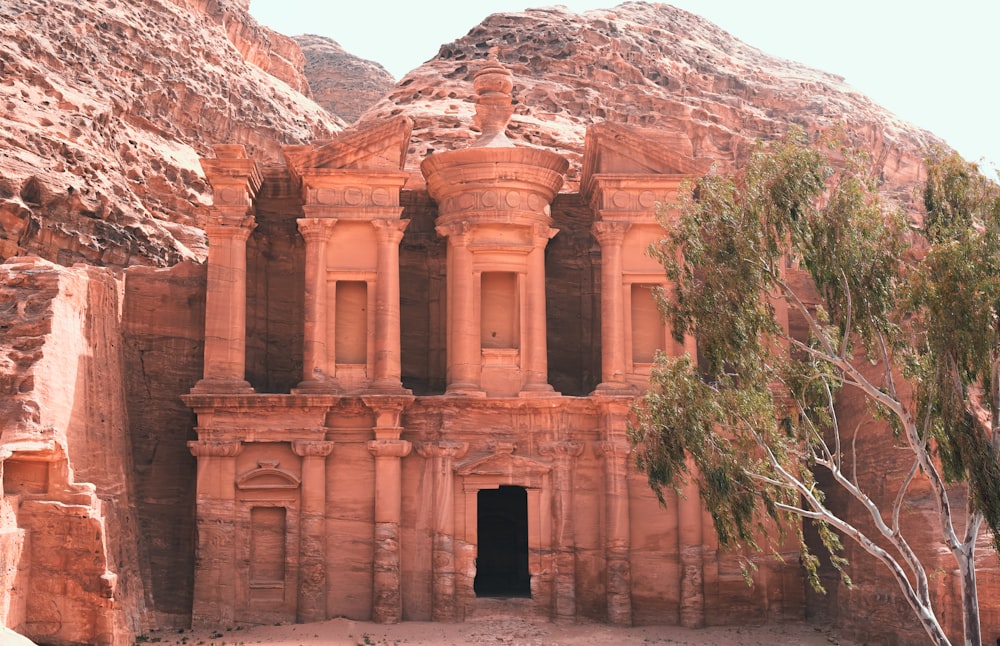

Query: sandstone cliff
[[358, 2, 941, 211], [295, 34, 395, 124], [0, 0, 342, 267], [0, 257, 145, 645]]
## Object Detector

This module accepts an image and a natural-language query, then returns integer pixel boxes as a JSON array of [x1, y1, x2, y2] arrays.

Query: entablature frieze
[[299, 170, 409, 209], [586, 173, 690, 217]]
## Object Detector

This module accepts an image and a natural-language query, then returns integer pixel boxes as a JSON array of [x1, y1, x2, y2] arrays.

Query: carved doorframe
[[234, 463, 301, 625], [454, 446, 553, 619]]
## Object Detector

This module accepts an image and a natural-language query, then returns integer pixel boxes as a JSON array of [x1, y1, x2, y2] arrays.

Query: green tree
[[630, 130, 1000, 646]]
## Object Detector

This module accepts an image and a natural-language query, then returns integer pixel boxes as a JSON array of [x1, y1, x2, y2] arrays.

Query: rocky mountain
[[358, 2, 943, 212], [0, 0, 343, 267], [295, 34, 395, 124]]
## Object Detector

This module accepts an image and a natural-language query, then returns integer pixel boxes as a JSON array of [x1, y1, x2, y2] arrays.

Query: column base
[[519, 383, 559, 398], [592, 381, 640, 396], [368, 379, 412, 395], [189, 378, 254, 395], [292, 377, 342, 394], [445, 383, 486, 397]]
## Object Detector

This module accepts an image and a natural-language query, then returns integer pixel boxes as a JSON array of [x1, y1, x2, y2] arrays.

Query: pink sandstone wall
[[121, 261, 205, 627]]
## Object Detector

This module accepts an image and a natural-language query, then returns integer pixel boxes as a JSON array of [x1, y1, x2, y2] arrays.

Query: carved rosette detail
[[291, 440, 335, 458], [188, 440, 242, 457]]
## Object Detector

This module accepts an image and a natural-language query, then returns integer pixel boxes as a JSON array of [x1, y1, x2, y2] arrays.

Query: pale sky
[[249, 1, 999, 173]]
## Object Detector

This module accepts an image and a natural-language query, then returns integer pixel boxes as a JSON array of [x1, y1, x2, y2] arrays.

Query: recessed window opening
[[481, 272, 519, 349], [335, 281, 367, 364]]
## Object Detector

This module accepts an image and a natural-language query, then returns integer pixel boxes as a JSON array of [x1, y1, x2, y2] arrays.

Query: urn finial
[[472, 49, 515, 148]]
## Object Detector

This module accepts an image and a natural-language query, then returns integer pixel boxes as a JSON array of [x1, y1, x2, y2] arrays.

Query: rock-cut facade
[[183, 55, 803, 628]]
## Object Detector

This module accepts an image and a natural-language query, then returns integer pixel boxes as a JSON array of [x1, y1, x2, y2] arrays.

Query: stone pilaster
[[371, 219, 410, 392], [539, 439, 584, 623], [188, 439, 243, 627], [367, 438, 412, 623], [296, 218, 339, 391], [291, 439, 335, 623], [416, 440, 468, 622], [595, 394, 634, 626], [364, 395, 414, 623], [679, 455, 705, 628], [591, 220, 634, 392], [521, 224, 558, 395], [598, 439, 633, 625]]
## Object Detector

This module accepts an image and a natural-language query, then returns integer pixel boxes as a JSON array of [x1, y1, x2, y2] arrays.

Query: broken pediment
[[283, 115, 413, 176], [580, 122, 712, 199]]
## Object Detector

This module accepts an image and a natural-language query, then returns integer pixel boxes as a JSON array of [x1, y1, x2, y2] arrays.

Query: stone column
[[188, 439, 243, 627], [679, 455, 705, 628], [371, 219, 410, 392], [598, 438, 633, 625], [296, 218, 339, 391], [539, 439, 584, 623], [195, 220, 256, 392], [291, 439, 335, 623], [416, 440, 468, 622], [438, 223, 482, 394], [193, 145, 261, 394], [364, 395, 414, 623], [591, 220, 632, 391], [521, 224, 558, 394]]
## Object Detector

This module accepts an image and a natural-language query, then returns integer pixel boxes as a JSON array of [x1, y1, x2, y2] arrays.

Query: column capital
[[435, 220, 473, 240], [368, 439, 413, 459], [539, 439, 584, 461], [597, 440, 632, 460], [531, 223, 558, 242], [591, 219, 631, 244], [291, 440, 335, 458], [415, 440, 469, 460], [188, 439, 242, 457], [297, 217, 338, 241], [372, 218, 410, 244], [205, 217, 256, 242]]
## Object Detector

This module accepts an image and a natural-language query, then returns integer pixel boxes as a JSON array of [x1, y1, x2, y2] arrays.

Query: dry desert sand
[[146, 617, 858, 646]]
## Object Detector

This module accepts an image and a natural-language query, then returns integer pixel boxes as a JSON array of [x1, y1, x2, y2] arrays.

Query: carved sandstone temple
[[183, 57, 803, 627]]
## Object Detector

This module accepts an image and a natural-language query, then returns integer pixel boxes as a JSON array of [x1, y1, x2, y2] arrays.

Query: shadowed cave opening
[[474, 485, 531, 598]]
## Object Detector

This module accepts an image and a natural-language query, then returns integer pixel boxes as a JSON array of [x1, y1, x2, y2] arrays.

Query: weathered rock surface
[[359, 1, 941, 211], [0, 257, 145, 645], [295, 34, 395, 124], [0, 0, 342, 267]]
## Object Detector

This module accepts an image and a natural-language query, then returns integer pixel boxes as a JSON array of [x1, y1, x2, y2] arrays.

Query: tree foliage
[[630, 130, 1000, 645]]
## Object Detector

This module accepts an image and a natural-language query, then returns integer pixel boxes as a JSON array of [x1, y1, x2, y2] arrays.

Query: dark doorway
[[474, 485, 530, 597]]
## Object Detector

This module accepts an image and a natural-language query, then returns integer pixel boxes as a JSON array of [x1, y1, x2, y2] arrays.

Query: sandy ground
[[144, 617, 857, 646]]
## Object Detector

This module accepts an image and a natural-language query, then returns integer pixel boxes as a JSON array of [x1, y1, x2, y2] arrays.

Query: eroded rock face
[[0, 0, 342, 267], [295, 34, 395, 124], [359, 1, 940, 211], [0, 257, 145, 646]]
